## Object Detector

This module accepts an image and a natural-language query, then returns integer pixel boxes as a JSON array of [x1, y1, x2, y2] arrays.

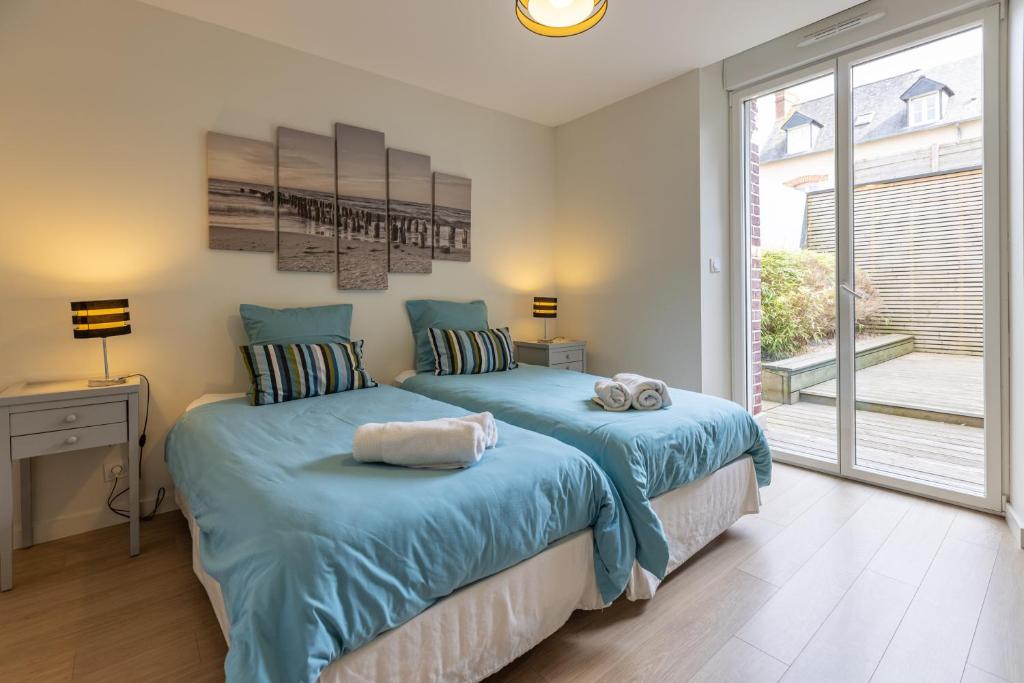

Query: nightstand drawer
[[10, 401, 126, 436], [549, 348, 584, 365], [11, 422, 127, 460], [552, 360, 585, 372]]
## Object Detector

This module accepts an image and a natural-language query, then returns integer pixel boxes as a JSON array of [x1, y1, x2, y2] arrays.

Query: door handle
[[840, 283, 868, 300]]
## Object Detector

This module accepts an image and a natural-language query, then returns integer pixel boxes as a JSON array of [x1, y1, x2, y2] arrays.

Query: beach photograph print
[[207, 132, 276, 252], [433, 173, 471, 262], [387, 149, 433, 274], [336, 124, 388, 290], [277, 127, 336, 272]]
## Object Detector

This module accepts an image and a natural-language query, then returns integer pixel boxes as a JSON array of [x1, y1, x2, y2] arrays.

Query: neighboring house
[[758, 55, 982, 250]]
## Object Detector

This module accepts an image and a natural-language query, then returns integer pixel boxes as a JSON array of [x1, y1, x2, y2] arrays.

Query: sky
[[207, 133, 274, 185], [278, 128, 335, 193], [751, 26, 982, 146], [434, 174, 471, 211], [336, 124, 386, 201], [388, 149, 431, 205]]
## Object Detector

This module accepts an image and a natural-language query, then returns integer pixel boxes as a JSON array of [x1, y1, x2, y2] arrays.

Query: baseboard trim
[[14, 492, 178, 548], [1007, 500, 1024, 550]]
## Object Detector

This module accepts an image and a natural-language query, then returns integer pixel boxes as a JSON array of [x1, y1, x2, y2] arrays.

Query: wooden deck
[[800, 352, 984, 425], [763, 352, 985, 496], [764, 401, 985, 496]]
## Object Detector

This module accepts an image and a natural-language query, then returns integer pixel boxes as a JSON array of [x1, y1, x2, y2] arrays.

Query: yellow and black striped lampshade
[[71, 299, 131, 339], [533, 297, 557, 319]]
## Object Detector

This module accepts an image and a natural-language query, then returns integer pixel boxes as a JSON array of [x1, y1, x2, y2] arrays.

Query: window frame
[[729, 5, 1004, 512]]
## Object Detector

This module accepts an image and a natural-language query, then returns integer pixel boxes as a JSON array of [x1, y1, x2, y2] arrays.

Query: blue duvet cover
[[165, 385, 634, 683], [401, 364, 772, 578]]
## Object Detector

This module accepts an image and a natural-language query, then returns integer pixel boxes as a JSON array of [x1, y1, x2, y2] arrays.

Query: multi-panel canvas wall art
[[207, 133, 276, 252], [277, 127, 337, 272], [336, 124, 388, 290], [387, 149, 433, 274], [433, 173, 472, 262], [207, 122, 472, 288]]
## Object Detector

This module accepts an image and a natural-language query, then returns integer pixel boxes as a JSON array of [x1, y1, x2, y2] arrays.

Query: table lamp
[[533, 296, 557, 342], [71, 299, 131, 387]]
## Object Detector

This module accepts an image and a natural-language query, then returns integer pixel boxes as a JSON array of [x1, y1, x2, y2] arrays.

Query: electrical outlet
[[103, 450, 128, 482]]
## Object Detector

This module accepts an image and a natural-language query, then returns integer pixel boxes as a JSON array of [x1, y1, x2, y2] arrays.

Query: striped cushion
[[427, 327, 518, 376], [240, 340, 377, 406]]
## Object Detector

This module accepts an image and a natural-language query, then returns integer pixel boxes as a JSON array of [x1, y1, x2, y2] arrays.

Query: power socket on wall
[[102, 449, 128, 483]]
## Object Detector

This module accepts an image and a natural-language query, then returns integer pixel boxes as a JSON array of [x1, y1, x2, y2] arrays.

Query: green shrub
[[760, 250, 882, 362]]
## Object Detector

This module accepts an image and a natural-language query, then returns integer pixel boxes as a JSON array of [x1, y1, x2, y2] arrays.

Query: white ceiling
[[140, 0, 863, 126]]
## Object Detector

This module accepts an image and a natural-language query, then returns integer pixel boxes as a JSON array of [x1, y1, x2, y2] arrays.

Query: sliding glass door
[[734, 6, 1001, 510]]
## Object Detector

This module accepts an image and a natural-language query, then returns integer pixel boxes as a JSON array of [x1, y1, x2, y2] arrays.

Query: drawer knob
[[64, 435, 79, 445], [65, 414, 78, 423]]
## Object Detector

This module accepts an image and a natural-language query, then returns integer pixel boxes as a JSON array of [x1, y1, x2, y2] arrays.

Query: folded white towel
[[352, 418, 487, 469], [593, 380, 631, 412], [458, 411, 498, 448], [613, 373, 673, 411]]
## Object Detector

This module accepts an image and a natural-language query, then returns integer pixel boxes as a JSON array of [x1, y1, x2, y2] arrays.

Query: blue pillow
[[405, 299, 488, 373], [239, 304, 353, 345]]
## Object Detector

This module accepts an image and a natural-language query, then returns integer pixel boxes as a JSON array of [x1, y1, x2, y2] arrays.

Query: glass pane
[[851, 28, 985, 495], [746, 74, 838, 464]]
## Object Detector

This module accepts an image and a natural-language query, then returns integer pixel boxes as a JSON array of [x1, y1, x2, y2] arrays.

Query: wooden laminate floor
[[1, 463, 1021, 683]]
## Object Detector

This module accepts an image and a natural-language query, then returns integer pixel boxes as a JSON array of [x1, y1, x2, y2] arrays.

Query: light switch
[[709, 257, 722, 273]]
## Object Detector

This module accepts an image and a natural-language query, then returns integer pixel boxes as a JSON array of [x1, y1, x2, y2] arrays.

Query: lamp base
[[88, 377, 126, 387]]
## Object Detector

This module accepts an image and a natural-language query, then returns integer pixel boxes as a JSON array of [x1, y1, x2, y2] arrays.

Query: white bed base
[[178, 395, 759, 681], [178, 493, 603, 683], [627, 455, 760, 600]]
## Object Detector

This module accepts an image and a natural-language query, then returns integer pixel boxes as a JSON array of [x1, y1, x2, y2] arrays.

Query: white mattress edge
[[393, 369, 417, 386], [185, 392, 246, 412]]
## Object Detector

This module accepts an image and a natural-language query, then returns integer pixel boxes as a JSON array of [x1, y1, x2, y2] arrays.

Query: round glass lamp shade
[[516, 0, 607, 37]]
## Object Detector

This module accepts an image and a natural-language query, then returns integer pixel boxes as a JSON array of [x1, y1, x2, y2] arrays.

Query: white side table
[[0, 378, 141, 591], [514, 340, 587, 372]]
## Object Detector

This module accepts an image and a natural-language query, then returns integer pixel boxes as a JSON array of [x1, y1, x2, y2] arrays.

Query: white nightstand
[[0, 378, 141, 591], [514, 340, 587, 372]]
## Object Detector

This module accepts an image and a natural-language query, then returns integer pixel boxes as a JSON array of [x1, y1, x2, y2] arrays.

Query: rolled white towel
[[593, 379, 631, 412], [458, 411, 498, 448], [613, 373, 673, 411], [353, 418, 487, 469]]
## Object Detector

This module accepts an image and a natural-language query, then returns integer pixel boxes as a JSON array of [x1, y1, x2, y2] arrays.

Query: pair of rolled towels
[[594, 373, 673, 412], [352, 412, 498, 469]]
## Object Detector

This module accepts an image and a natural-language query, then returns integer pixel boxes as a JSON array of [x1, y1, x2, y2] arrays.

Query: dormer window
[[786, 125, 814, 154], [908, 93, 940, 126], [781, 111, 823, 156], [900, 76, 953, 128], [854, 112, 874, 127]]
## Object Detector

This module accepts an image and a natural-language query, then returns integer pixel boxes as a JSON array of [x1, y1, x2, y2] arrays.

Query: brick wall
[[749, 101, 763, 416]]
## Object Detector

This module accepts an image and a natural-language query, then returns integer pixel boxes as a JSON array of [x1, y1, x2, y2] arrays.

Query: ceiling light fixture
[[516, 0, 607, 38]]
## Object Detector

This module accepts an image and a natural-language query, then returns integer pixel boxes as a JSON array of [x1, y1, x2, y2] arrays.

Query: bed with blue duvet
[[165, 385, 635, 683], [400, 363, 773, 597]]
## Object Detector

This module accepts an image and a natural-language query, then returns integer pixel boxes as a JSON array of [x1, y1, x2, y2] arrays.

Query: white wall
[[698, 63, 734, 398], [1008, 0, 1024, 544], [0, 0, 557, 543], [553, 71, 703, 389], [552, 66, 735, 396]]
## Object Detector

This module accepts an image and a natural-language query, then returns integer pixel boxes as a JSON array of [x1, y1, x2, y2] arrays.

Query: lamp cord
[[106, 373, 166, 521]]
